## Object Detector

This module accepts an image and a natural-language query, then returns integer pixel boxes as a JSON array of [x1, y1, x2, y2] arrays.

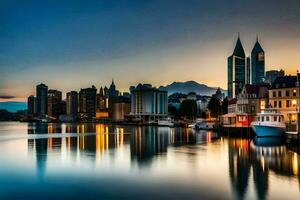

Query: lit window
[[260, 100, 266, 110], [292, 99, 297, 107]]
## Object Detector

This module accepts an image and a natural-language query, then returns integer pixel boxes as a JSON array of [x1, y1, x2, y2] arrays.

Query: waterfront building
[[36, 83, 48, 117], [108, 79, 119, 118], [130, 84, 168, 122], [27, 95, 36, 116], [79, 86, 97, 119], [47, 89, 62, 119], [112, 96, 131, 121], [265, 69, 285, 84], [236, 84, 269, 114], [228, 36, 246, 98], [66, 91, 78, 115], [251, 38, 265, 84], [97, 86, 108, 111], [268, 73, 300, 122], [222, 84, 269, 127]]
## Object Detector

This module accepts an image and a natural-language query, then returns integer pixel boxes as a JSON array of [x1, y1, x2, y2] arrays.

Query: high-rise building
[[130, 84, 168, 122], [265, 69, 285, 85], [246, 57, 251, 84], [97, 86, 107, 110], [27, 95, 36, 116], [112, 96, 131, 121], [108, 79, 119, 117], [36, 83, 48, 117], [251, 38, 265, 84], [228, 36, 246, 98], [66, 91, 78, 115], [48, 89, 62, 119], [79, 86, 97, 118]]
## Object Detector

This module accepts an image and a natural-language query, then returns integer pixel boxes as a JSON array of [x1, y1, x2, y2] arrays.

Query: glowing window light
[[292, 99, 297, 107]]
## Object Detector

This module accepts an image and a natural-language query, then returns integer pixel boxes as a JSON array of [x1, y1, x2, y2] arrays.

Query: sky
[[1, 0, 300, 102]]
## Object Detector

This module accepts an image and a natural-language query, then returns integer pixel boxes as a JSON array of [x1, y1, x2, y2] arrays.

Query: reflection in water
[[228, 137, 300, 200], [23, 123, 300, 199], [228, 139, 251, 199]]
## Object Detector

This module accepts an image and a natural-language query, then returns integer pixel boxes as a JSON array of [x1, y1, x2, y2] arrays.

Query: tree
[[207, 96, 221, 118], [221, 97, 228, 115], [168, 104, 179, 119], [179, 100, 197, 120]]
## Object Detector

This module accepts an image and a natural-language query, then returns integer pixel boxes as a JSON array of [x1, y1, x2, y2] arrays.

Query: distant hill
[[0, 101, 27, 113], [159, 81, 226, 96]]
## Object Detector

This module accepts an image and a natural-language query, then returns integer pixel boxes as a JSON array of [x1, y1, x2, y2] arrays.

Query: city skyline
[[1, 0, 300, 102]]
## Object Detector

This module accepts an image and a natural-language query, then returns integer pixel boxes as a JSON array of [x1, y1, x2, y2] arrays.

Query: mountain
[[159, 81, 226, 96], [0, 101, 27, 113]]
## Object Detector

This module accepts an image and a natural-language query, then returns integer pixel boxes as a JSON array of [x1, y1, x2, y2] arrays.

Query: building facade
[[66, 91, 78, 115], [79, 86, 97, 118], [112, 97, 131, 121], [47, 89, 62, 119], [269, 73, 300, 122], [251, 40, 265, 84], [27, 95, 36, 116], [36, 83, 48, 117], [130, 84, 168, 122], [228, 36, 246, 98], [236, 84, 269, 114]]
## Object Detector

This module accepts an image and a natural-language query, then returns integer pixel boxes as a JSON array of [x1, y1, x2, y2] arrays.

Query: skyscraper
[[66, 91, 78, 116], [228, 36, 246, 98], [251, 37, 265, 84], [47, 89, 62, 119], [79, 86, 97, 118], [36, 83, 48, 117], [27, 95, 36, 116], [246, 57, 251, 84], [108, 79, 119, 117]]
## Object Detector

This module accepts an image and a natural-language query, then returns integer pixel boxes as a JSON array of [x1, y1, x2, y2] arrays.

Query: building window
[[274, 101, 277, 108], [266, 116, 270, 121], [293, 89, 297, 96], [286, 90, 290, 97], [287, 100, 290, 108], [292, 99, 297, 107], [279, 100, 282, 108], [273, 91, 276, 97], [261, 116, 264, 122], [260, 100, 266, 110], [278, 91, 282, 97], [274, 116, 277, 122]]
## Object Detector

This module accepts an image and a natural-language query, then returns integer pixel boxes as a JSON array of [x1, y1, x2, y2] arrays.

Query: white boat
[[250, 109, 286, 137]]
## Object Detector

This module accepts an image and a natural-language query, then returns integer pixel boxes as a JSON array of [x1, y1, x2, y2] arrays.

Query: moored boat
[[250, 109, 286, 137]]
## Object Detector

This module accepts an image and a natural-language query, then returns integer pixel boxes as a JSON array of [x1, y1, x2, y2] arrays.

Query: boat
[[250, 109, 286, 137]]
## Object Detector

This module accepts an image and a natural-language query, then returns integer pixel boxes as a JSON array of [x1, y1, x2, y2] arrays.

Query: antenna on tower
[[256, 34, 258, 42]]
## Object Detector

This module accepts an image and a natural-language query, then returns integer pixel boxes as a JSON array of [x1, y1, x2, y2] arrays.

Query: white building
[[130, 84, 168, 122]]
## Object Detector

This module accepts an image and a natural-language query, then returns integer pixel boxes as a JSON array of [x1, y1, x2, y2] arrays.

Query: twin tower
[[227, 35, 265, 98]]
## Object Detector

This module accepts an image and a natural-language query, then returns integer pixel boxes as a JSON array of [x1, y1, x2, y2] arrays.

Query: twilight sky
[[1, 0, 300, 102]]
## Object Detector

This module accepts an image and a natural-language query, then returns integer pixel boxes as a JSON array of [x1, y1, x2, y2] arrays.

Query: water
[[0, 122, 299, 200]]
